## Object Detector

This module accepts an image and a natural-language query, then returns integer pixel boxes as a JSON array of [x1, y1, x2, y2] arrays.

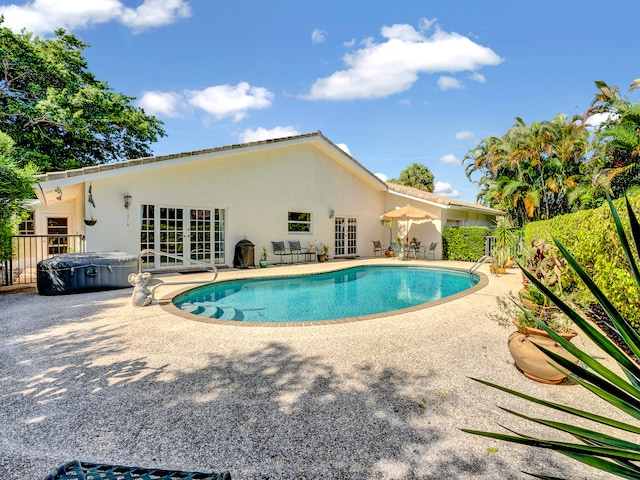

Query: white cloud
[[343, 38, 356, 47], [336, 143, 350, 155], [186, 82, 274, 122], [137, 91, 183, 117], [135, 82, 274, 122], [239, 126, 300, 143], [302, 18, 502, 100], [120, 0, 191, 32], [455, 130, 474, 140], [0, 0, 191, 35], [419, 17, 437, 31], [584, 112, 619, 129], [433, 181, 461, 198], [311, 28, 327, 44], [440, 153, 461, 164], [437, 76, 463, 90], [470, 72, 486, 83], [374, 172, 388, 182]]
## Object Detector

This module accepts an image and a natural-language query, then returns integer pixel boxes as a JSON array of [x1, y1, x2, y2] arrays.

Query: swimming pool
[[173, 265, 480, 323]]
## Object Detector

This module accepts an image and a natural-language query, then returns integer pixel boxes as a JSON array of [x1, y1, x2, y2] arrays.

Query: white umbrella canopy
[[380, 204, 436, 222], [380, 205, 436, 244]]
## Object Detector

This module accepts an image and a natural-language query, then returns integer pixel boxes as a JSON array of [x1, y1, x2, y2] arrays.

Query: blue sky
[[1, 0, 639, 202]]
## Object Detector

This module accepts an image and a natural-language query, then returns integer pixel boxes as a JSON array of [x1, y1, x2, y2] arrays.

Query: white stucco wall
[[57, 141, 388, 265]]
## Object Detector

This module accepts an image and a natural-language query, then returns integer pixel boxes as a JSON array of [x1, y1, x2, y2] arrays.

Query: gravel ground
[[0, 260, 625, 479]]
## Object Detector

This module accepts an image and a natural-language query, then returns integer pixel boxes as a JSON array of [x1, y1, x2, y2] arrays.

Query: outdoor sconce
[[123, 193, 132, 209], [329, 208, 335, 219]]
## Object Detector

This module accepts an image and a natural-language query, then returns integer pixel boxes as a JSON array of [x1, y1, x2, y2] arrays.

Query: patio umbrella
[[380, 204, 436, 244]]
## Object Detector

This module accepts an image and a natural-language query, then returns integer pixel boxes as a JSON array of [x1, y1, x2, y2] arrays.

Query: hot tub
[[37, 252, 138, 296]]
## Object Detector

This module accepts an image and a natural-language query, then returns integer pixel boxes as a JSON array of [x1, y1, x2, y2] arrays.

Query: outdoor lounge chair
[[44, 460, 231, 480], [372, 240, 384, 257], [271, 241, 289, 264], [288, 240, 302, 263], [425, 242, 437, 260]]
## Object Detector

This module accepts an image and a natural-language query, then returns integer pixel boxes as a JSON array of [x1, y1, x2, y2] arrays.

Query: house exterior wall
[[32, 135, 502, 267], [52, 142, 387, 265]]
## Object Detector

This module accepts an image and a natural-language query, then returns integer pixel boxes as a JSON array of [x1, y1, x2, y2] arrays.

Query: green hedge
[[524, 195, 640, 327], [442, 226, 490, 261]]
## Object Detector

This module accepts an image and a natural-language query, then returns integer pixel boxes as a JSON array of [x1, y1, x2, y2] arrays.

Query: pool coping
[[159, 263, 489, 327]]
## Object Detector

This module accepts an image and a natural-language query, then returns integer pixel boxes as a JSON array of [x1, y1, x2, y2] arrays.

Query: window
[[288, 212, 311, 233], [18, 212, 35, 235]]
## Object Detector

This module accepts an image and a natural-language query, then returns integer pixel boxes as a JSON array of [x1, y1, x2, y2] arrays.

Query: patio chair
[[271, 241, 289, 264], [372, 240, 384, 257], [288, 240, 302, 263], [390, 243, 402, 259], [409, 241, 421, 260], [424, 242, 437, 260]]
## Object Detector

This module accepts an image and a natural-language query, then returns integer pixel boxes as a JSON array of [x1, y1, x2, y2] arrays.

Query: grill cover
[[233, 239, 255, 269]]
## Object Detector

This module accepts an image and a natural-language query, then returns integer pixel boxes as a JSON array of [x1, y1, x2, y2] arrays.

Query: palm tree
[[583, 80, 640, 200], [464, 114, 589, 225]]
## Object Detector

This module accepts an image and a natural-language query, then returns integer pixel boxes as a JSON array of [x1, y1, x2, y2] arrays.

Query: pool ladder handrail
[[135, 249, 218, 305], [469, 255, 495, 277]]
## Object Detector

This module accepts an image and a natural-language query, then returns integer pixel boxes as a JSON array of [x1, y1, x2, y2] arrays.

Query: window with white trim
[[287, 212, 311, 233]]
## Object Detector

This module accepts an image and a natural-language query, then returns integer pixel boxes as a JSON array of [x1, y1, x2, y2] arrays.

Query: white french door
[[334, 216, 357, 256], [140, 205, 226, 269]]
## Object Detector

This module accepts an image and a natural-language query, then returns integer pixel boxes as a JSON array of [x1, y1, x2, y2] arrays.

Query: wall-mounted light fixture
[[123, 193, 132, 209], [329, 208, 335, 219]]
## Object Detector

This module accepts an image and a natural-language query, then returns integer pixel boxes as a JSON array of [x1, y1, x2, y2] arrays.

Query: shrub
[[464, 195, 640, 478], [442, 226, 490, 261], [524, 194, 640, 327]]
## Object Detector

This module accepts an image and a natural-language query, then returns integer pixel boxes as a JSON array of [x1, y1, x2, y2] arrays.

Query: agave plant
[[463, 195, 640, 479]]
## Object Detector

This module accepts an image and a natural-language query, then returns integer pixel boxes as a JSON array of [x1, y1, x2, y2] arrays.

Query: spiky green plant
[[463, 195, 640, 479]]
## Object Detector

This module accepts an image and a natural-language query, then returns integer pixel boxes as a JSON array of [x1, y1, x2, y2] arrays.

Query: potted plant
[[464, 196, 640, 477], [494, 292, 578, 384], [490, 216, 517, 274], [493, 239, 577, 383], [317, 244, 330, 262], [259, 246, 268, 268]]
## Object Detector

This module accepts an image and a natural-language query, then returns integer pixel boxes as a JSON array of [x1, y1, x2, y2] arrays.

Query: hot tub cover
[[37, 252, 138, 296]]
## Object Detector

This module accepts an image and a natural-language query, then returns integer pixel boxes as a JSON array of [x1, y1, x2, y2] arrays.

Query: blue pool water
[[173, 265, 479, 323]]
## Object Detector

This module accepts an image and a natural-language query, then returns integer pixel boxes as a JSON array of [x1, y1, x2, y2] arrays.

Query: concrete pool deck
[[0, 259, 625, 479]]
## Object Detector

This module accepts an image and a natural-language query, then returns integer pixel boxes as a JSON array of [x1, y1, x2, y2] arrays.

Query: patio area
[[0, 259, 623, 479]]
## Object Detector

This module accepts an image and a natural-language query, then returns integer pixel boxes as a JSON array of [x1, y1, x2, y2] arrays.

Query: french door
[[47, 217, 68, 255], [334, 216, 357, 256], [140, 205, 226, 269]]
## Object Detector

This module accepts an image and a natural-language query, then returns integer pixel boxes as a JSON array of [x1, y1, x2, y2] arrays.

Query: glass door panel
[[140, 205, 225, 269], [334, 216, 357, 257], [159, 207, 184, 267], [47, 217, 68, 255], [190, 209, 211, 263]]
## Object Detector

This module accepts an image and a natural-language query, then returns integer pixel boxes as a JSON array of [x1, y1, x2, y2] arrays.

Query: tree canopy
[[0, 22, 166, 171], [0, 131, 37, 260], [464, 79, 640, 225], [389, 162, 435, 192]]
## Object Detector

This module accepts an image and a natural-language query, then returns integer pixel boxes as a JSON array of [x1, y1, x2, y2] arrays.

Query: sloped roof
[[386, 182, 503, 215], [36, 131, 387, 191]]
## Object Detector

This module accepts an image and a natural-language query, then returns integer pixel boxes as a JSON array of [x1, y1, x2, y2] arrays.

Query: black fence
[[1, 235, 86, 286]]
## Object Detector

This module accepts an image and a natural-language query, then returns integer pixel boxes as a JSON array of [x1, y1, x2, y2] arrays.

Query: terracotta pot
[[508, 323, 578, 384]]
